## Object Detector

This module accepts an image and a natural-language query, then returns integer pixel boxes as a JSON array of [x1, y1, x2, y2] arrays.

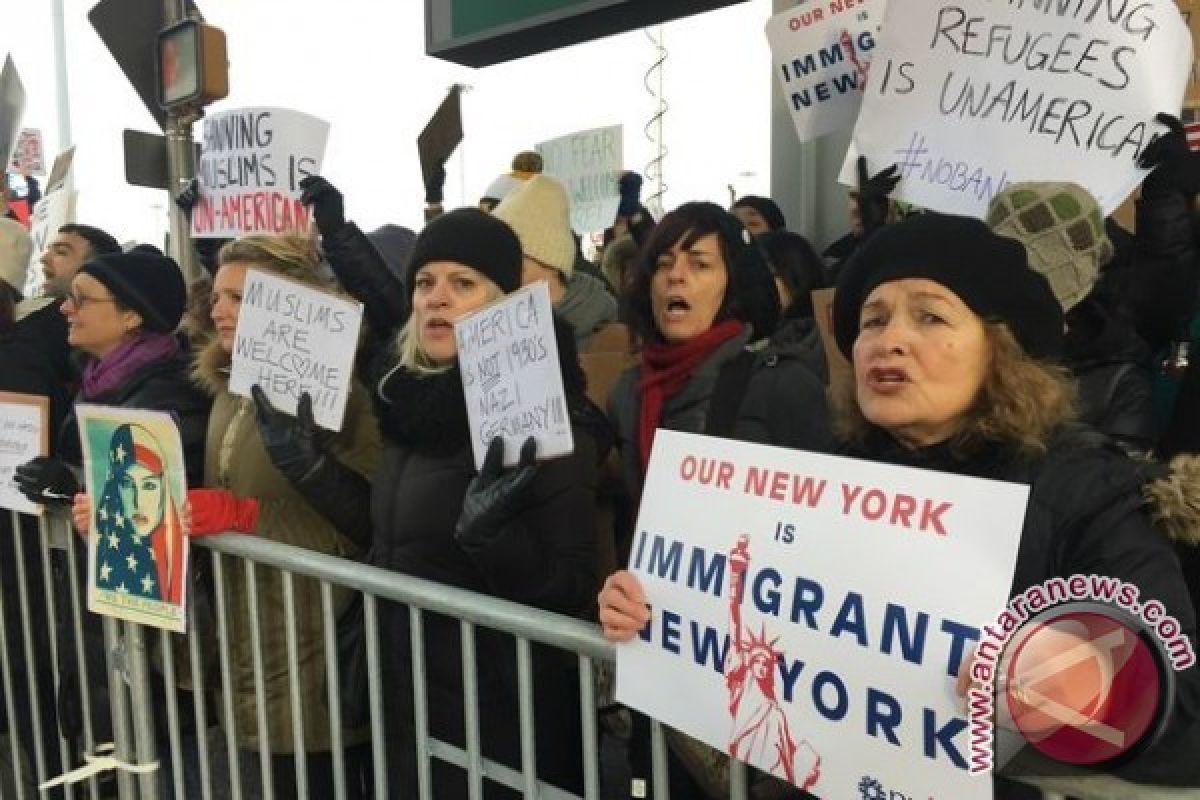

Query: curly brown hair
[[832, 323, 1077, 457]]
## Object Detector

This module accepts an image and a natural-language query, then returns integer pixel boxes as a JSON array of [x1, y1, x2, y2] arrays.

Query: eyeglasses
[[65, 292, 116, 309]]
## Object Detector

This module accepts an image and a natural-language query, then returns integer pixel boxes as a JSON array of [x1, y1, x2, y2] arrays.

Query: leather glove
[[251, 386, 331, 486], [14, 457, 79, 506], [424, 162, 446, 205], [618, 171, 643, 217], [855, 156, 900, 237], [174, 177, 200, 213], [187, 489, 259, 535], [455, 437, 538, 550], [1139, 113, 1200, 198], [299, 175, 347, 237]]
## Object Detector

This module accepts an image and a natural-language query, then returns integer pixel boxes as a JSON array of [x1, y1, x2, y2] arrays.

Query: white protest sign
[[537, 125, 623, 233], [841, 0, 1193, 217], [192, 107, 330, 239], [767, 0, 888, 143], [9, 128, 44, 175], [618, 431, 1029, 799], [24, 188, 74, 299], [455, 281, 574, 470], [0, 392, 48, 515], [229, 269, 363, 432]]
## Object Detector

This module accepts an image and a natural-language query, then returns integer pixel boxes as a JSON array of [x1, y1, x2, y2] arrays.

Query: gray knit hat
[[986, 182, 1114, 312]]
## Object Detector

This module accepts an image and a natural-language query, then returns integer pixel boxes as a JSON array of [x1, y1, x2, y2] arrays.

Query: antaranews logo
[[966, 575, 1193, 773]]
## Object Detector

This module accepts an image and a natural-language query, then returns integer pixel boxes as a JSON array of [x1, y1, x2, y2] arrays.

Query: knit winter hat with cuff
[[0, 217, 33, 294], [986, 181, 1113, 312], [405, 208, 523, 294], [833, 212, 1064, 361], [491, 175, 577, 277], [79, 250, 187, 332]]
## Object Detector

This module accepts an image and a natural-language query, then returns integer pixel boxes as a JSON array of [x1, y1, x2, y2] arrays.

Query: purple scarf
[[82, 332, 181, 400]]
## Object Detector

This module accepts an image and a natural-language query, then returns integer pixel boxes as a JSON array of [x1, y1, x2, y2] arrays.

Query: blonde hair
[[832, 323, 1077, 458], [391, 276, 505, 376], [217, 234, 325, 287]]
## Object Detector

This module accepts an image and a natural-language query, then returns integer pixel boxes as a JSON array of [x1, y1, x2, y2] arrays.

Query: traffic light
[[157, 19, 228, 110]]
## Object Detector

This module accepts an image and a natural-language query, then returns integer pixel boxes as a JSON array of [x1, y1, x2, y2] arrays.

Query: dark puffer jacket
[[369, 320, 602, 799], [843, 426, 1200, 790]]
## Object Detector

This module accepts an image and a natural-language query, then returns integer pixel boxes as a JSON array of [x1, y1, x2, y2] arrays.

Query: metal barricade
[[2, 510, 1197, 799]]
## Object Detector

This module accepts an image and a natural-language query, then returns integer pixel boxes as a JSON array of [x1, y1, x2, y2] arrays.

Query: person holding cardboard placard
[[310, 197, 604, 798], [601, 202, 832, 799], [191, 233, 381, 798]]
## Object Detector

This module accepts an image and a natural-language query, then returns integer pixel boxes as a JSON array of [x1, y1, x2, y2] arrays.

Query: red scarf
[[637, 319, 745, 473]]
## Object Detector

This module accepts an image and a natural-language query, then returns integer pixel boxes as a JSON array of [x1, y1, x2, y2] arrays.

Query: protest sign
[[537, 125, 623, 233], [228, 269, 363, 432], [455, 281, 574, 470], [841, 0, 1193, 218], [766, 0, 888, 143], [418, 85, 464, 185], [618, 430, 1029, 799], [0, 56, 26, 169], [44, 146, 75, 194], [0, 392, 49, 515], [9, 128, 44, 175], [191, 107, 330, 239], [79, 405, 188, 633], [24, 188, 75, 299], [1181, 0, 1200, 107]]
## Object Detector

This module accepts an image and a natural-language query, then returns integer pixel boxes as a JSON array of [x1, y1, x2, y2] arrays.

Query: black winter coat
[[843, 426, 1200, 790]]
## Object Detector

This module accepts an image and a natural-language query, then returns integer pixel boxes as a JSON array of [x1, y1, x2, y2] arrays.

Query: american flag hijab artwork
[[93, 423, 184, 604]]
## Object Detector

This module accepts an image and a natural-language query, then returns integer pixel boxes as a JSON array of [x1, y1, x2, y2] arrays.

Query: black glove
[[1139, 113, 1200, 198], [855, 156, 900, 237], [174, 177, 200, 213], [299, 175, 347, 237], [424, 162, 446, 205], [618, 171, 643, 217], [251, 387, 332, 485], [455, 437, 538, 550], [14, 456, 79, 506]]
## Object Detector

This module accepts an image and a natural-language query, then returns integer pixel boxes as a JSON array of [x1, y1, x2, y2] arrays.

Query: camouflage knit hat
[[986, 182, 1114, 312]]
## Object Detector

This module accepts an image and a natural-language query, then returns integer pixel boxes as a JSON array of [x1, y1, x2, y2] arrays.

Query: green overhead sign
[[427, 0, 748, 67]]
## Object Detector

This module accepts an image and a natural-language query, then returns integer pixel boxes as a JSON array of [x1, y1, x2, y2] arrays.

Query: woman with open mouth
[[303, 174, 607, 800], [599, 201, 833, 799]]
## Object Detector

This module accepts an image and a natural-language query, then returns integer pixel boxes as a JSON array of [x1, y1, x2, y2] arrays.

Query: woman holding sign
[[191, 234, 381, 798], [306, 182, 604, 798], [603, 212, 1200, 790]]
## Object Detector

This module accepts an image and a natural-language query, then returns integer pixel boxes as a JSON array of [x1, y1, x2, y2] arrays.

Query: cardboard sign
[[79, 405, 189, 633], [537, 125, 623, 233], [9, 128, 44, 175], [841, 0, 1193, 218], [228, 269, 364, 432], [767, 0, 889, 143], [455, 281, 574, 470], [618, 430, 1029, 799], [191, 107, 330, 238], [44, 146, 75, 194], [0, 56, 26, 169], [24, 189, 75, 299], [0, 392, 49, 516], [418, 85, 464, 184]]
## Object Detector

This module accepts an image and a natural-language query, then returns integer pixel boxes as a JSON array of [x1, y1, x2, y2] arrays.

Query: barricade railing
[[1, 508, 1196, 800]]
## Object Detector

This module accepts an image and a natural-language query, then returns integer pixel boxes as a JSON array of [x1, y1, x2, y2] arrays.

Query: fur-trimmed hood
[[1145, 454, 1200, 546]]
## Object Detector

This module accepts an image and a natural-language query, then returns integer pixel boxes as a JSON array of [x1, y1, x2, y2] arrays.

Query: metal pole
[[50, 0, 72, 153], [161, 0, 202, 283]]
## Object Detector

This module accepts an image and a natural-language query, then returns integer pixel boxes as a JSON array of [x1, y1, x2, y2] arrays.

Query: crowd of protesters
[[0, 109, 1197, 800]]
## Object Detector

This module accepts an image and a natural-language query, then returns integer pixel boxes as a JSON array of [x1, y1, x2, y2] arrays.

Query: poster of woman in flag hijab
[[78, 405, 188, 633]]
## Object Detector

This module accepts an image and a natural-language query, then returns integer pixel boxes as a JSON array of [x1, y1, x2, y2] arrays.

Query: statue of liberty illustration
[[726, 534, 820, 790]]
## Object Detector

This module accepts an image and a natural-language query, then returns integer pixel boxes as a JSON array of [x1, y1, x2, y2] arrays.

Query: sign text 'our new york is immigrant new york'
[[617, 431, 1030, 800]]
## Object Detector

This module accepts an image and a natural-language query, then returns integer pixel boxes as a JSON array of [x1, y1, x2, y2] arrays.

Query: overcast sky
[[1, 0, 774, 246]]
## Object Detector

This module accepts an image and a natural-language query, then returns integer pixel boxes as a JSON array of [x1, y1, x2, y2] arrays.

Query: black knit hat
[[79, 251, 187, 333], [405, 208, 522, 294], [833, 212, 1064, 361], [732, 196, 787, 231]]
